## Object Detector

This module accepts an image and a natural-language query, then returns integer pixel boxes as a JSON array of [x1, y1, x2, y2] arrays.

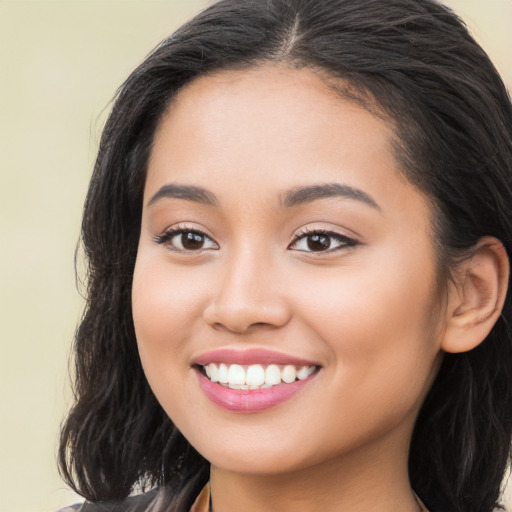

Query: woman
[[58, 0, 512, 511]]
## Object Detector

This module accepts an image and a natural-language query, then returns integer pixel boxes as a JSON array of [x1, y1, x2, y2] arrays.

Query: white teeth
[[227, 364, 245, 385], [202, 362, 317, 388], [218, 363, 229, 384], [246, 364, 265, 386], [297, 366, 316, 380], [265, 364, 281, 386], [281, 365, 297, 384], [209, 363, 219, 383]]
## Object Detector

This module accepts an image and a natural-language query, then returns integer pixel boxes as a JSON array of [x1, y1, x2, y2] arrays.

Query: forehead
[[159, 65, 391, 138], [147, 65, 404, 195]]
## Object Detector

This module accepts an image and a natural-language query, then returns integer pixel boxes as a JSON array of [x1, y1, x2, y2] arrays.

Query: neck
[[209, 424, 421, 512]]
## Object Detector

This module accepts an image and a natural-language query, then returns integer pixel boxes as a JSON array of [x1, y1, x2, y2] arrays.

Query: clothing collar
[[190, 483, 210, 512], [190, 483, 430, 512]]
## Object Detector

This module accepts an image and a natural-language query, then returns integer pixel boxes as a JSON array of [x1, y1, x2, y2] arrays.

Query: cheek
[[131, 253, 207, 381], [296, 250, 442, 403], [131, 256, 214, 428]]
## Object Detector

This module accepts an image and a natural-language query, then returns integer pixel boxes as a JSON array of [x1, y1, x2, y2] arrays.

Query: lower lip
[[196, 370, 317, 413]]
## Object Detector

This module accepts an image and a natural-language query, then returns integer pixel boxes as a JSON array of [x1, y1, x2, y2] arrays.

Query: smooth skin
[[132, 66, 509, 512]]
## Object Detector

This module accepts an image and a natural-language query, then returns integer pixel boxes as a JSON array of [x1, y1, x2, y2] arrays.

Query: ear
[[442, 236, 509, 354]]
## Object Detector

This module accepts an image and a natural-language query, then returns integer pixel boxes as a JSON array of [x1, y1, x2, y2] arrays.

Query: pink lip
[[193, 348, 319, 367], [195, 369, 318, 413]]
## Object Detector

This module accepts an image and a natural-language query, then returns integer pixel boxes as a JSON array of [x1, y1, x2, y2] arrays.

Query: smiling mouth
[[198, 363, 319, 390]]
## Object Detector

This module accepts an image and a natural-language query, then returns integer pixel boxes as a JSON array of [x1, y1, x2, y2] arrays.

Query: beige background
[[0, 1, 510, 511]]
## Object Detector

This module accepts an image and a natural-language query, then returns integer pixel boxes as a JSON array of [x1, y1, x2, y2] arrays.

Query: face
[[132, 66, 446, 476]]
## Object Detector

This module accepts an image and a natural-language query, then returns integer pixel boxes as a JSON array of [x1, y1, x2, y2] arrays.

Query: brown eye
[[307, 234, 331, 251], [290, 230, 357, 253], [181, 231, 207, 250], [156, 228, 218, 251], [172, 230, 218, 251]]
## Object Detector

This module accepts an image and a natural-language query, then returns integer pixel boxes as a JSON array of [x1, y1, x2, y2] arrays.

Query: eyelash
[[289, 228, 358, 253], [154, 225, 219, 251], [154, 226, 358, 254]]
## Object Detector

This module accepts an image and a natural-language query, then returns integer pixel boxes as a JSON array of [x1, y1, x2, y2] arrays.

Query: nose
[[202, 248, 292, 334]]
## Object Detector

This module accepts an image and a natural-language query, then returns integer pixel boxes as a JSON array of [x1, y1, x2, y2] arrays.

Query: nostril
[[251, 322, 273, 329], [209, 319, 285, 335]]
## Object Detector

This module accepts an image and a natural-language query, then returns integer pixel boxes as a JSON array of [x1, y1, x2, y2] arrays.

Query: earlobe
[[442, 237, 509, 354]]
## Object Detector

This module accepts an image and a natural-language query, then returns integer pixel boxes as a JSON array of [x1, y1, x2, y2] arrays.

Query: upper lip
[[192, 348, 320, 367]]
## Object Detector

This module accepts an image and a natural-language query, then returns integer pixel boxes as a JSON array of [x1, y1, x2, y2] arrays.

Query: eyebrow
[[281, 183, 380, 210], [147, 182, 380, 211], [147, 184, 219, 207]]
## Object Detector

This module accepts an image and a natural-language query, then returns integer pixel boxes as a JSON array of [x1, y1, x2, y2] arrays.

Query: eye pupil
[[182, 232, 204, 250], [307, 234, 331, 251]]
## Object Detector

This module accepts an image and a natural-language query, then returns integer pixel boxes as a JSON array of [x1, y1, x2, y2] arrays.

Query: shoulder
[[55, 488, 161, 512], [55, 505, 84, 512]]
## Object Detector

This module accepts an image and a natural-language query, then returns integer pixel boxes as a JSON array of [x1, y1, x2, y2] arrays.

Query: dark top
[[57, 487, 450, 512]]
